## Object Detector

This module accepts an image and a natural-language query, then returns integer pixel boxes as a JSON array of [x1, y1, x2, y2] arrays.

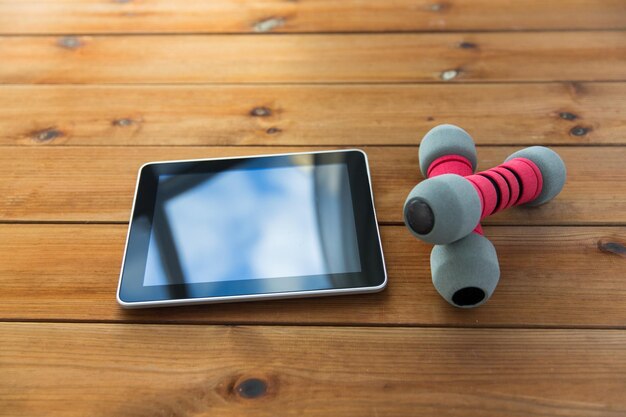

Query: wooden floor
[[1, 1, 626, 416]]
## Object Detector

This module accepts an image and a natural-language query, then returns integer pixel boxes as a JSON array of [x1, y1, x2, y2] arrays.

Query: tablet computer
[[117, 149, 387, 308]]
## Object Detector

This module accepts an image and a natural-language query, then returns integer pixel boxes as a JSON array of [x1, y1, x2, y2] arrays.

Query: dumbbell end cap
[[404, 174, 482, 244], [431, 233, 500, 308], [451, 286, 486, 307], [404, 198, 435, 235], [505, 146, 566, 206], [419, 124, 478, 178]]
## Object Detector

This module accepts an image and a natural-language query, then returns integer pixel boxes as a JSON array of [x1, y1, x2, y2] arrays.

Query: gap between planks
[[3, 29, 626, 37], [2, 317, 626, 331]]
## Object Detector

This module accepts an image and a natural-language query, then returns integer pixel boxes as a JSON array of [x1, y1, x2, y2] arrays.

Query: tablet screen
[[143, 162, 361, 286], [118, 150, 386, 306]]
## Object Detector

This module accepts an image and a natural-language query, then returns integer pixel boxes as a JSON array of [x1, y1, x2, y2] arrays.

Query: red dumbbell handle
[[427, 155, 474, 178], [427, 154, 544, 222]]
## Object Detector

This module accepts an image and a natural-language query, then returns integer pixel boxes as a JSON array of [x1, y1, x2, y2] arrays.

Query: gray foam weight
[[430, 233, 500, 308], [419, 124, 478, 178], [404, 174, 481, 244], [505, 146, 567, 206]]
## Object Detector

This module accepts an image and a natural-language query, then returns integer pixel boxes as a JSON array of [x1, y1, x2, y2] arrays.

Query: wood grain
[[2, 83, 623, 146], [1, 146, 623, 224], [2, 0, 625, 34], [2, 323, 625, 417], [2, 32, 626, 84], [1, 224, 624, 327]]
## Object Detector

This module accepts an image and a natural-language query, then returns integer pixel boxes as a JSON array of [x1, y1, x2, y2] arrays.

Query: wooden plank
[[2, 0, 625, 34], [2, 83, 623, 146], [1, 224, 625, 327], [2, 32, 625, 84], [1, 146, 624, 225], [2, 323, 625, 417]]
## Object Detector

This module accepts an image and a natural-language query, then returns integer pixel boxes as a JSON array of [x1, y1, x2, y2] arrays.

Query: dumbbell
[[403, 125, 500, 307], [403, 125, 566, 307]]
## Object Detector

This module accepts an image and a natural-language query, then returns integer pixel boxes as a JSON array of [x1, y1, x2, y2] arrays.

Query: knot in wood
[[429, 3, 445, 12], [570, 126, 589, 136], [458, 41, 477, 49], [440, 69, 459, 81], [250, 107, 272, 117], [559, 112, 577, 121], [112, 118, 134, 127], [235, 378, 267, 399], [597, 240, 626, 257], [254, 17, 286, 33], [57, 36, 82, 49], [32, 128, 62, 142]]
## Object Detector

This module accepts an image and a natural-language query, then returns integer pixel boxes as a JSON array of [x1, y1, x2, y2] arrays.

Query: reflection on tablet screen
[[143, 162, 361, 286]]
